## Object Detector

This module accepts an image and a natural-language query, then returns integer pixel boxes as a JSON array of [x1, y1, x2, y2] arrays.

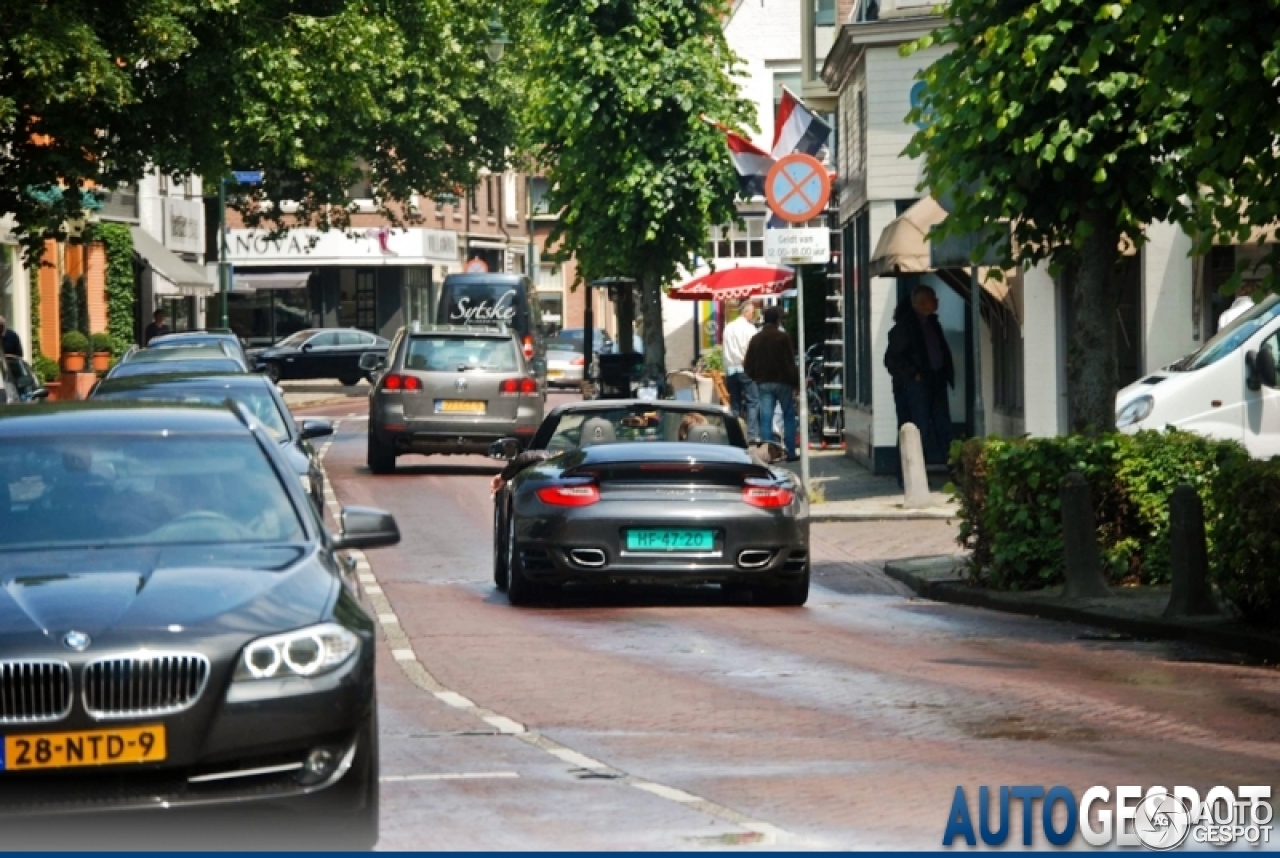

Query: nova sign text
[[765, 228, 830, 265]]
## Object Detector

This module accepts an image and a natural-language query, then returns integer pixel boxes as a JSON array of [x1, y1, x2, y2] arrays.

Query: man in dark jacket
[[142, 309, 169, 346], [744, 306, 800, 461], [0, 316, 22, 358], [885, 285, 954, 468]]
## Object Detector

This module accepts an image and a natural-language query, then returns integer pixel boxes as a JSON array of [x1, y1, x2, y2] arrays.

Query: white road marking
[[546, 747, 609, 771], [481, 715, 526, 734], [434, 691, 476, 709], [315, 424, 796, 844], [381, 771, 519, 783], [632, 781, 702, 804]]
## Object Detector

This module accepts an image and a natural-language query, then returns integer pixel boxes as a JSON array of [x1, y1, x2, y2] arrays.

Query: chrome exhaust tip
[[569, 548, 607, 568], [738, 550, 773, 569]]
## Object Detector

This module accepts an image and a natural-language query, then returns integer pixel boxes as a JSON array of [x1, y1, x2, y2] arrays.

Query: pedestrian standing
[[885, 285, 954, 471], [0, 316, 23, 358], [744, 306, 800, 462], [720, 299, 761, 442], [143, 309, 170, 346]]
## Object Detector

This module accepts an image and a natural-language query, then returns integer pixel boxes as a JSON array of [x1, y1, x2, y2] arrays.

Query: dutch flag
[[772, 87, 832, 160], [705, 117, 774, 197]]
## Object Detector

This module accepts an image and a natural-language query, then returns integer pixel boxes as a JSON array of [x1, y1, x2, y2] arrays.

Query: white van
[[1116, 294, 1280, 456]]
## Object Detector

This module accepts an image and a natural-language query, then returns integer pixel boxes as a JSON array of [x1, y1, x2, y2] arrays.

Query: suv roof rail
[[410, 323, 511, 335]]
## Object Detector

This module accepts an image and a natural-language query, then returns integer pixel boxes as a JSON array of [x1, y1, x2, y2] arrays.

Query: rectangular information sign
[[764, 228, 830, 265]]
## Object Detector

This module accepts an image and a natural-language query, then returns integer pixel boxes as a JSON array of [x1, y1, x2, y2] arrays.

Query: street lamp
[[486, 11, 510, 62]]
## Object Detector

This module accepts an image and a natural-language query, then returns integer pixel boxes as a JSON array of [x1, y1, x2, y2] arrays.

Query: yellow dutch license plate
[[547, 370, 565, 379], [3, 725, 166, 771], [439, 400, 486, 414]]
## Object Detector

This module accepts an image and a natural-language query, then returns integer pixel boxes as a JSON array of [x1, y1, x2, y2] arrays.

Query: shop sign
[[163, 198, 204, 254], [228, 227, 459, 264]]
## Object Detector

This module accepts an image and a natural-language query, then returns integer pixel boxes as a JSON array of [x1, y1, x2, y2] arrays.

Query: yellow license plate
[[3, 725, 166, 771], [439, 400, 486, 414], [547, 370, 565, 379]]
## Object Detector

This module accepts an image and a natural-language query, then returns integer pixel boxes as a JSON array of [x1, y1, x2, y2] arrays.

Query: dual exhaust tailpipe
[[568, 548, 607, 568], [737, 550, 773, 569]]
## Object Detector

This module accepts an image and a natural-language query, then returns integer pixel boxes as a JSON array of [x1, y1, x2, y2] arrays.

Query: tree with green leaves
[[905, 0, 1179, 434], [520, 0, 753, 379], [1137, 1, 1280, 277], [1, 0, 514, 259]]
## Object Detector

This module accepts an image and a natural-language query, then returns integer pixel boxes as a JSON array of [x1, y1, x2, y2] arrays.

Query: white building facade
[[823, 5, 1202, 472]]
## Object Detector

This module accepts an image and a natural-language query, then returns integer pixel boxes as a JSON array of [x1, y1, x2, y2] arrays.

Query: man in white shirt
[[721, 299, 761, 443], [1218, 287, 1256, 332]]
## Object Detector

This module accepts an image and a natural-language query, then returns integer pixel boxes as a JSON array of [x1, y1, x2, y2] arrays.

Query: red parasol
[[667, 265, 794, 302]]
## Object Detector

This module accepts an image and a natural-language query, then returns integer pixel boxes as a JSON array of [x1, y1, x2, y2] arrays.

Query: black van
[[436, 273, 546, 388]]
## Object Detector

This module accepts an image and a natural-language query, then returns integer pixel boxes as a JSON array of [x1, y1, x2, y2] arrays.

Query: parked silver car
[[362, 326, 544, 473]]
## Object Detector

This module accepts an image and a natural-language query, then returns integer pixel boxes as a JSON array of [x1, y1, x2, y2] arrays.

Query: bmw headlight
[[233, 623, 359, 682], [1116, 395, 1154, 429]]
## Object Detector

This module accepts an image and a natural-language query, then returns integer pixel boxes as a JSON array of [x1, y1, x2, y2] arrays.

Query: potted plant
[[61, 331, 88, 373], [90, 332, 114, 372]]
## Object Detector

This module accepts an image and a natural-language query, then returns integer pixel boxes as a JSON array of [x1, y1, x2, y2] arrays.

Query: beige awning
[[870, 197, 1021, 321], [129, 226, 212, 293], [870, 197, 948, 277]]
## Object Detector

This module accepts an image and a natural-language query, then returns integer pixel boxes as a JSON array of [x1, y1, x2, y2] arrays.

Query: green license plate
[[625, 529, 715, 552]]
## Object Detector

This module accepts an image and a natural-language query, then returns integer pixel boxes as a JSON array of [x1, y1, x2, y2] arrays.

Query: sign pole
[[795, 262, 811, 493], [218, 177, 229, 330], [970, 263, 985, 438]]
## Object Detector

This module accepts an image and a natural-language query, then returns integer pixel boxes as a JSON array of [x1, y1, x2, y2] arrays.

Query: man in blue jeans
[[744, 307, 799, 462]]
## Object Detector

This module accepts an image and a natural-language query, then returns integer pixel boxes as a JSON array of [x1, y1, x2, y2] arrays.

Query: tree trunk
[[615, 284, 635, 355], [639, 273, 665, 381], [1066, 211, 1121, 435]]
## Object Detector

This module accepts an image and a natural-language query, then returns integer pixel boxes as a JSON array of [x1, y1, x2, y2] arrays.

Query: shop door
[[339, 271, 379, 331]]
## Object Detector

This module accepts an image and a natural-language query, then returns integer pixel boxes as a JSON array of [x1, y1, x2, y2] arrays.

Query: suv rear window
[[405, 336, 518, 373]]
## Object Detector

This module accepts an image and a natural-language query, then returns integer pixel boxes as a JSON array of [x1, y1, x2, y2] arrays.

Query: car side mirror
[[358, 352, 383, 372], [252, 364, 271, 374], [299, 418, 334, 440], [30, 387, 49, 401], [488, 438, 521, 460], [301, 342, 315, 353], [1250, 347, 1278, 389], [333, 506, 400, 550]]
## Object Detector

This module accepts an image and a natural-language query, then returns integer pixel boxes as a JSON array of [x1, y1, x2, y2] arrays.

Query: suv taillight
[[535, 483, 600, 507], [522, 335, 534, 361], [742, 484, 795, 509], [382, 374, 422, 393], [500, 378, 538, 396]]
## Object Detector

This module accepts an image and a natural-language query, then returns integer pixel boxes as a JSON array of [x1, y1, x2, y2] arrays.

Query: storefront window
[[0, 246, 14, 329], [158, 297, 195, 332], [228, 288, 312, 347]]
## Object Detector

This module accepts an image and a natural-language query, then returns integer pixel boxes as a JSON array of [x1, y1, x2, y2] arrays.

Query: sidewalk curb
[[885, 557, 1280, 662], [810, 509, 956, 523]]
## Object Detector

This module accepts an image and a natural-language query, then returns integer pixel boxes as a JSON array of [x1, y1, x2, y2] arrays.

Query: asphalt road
[[300, 393, 1280, 850]]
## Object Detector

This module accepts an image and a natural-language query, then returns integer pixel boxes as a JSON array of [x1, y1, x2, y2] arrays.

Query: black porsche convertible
[[490, 400, 810, 606]]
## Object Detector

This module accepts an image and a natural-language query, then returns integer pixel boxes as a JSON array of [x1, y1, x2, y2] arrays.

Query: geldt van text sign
[[764, 227, 830, 265]]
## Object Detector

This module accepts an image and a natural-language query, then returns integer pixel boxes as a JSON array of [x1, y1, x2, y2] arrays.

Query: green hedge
[[950, 430, 1247, 591], [95, 224, 135, 354], [1208, 456, 1280, 625]]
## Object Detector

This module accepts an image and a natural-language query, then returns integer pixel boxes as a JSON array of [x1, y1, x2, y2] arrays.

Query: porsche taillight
[[742, 484, 794, 509], [381, 374, 422, 393], [535, 484, 600, 507]]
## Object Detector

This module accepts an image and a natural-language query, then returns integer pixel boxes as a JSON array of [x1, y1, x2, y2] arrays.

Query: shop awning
[[129, 226, 212, 293], [870, 197, 1023, 324], [233, 271, 313, 292]]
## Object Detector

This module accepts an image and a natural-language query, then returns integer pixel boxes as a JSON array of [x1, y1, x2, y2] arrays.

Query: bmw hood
[[0, 545, 334, 650]]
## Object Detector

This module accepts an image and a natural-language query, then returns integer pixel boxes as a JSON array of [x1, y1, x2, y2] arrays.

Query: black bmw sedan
[[491, 401, 809, 607], [0, 403, 398, 849], [251, 328, 390, 386], [90, 372, 333, 512]]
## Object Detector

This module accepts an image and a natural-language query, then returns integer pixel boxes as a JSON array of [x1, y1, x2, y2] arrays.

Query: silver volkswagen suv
[[363, 325, 545, 473]]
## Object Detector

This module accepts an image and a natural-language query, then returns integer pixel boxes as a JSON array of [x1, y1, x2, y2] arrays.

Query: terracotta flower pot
[[62, 352, 86, 373], [91, 351, 111, 372]]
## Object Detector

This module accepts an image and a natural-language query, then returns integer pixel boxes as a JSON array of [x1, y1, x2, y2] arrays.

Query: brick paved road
[[303, 398, 1280, 850]]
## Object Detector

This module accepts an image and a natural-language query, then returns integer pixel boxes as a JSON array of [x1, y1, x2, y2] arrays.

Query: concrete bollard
[[900, 423, 932, 509], [1164, 484, 1219, 617], [1060, 471, 1111, 598]]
